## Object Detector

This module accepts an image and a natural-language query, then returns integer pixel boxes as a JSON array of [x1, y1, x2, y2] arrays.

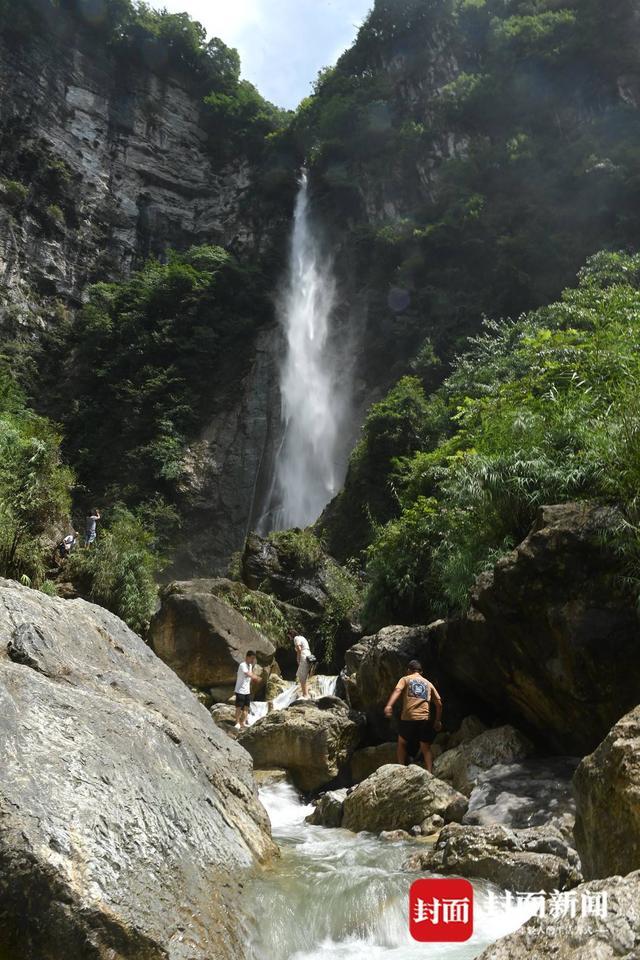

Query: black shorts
[[398, 719, 436, 745], [235, 693, 251, 709]]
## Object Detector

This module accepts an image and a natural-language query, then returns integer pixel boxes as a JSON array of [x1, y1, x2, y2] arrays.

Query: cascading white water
[[264, 170, 347, 531], [245, 675, 338, 726], [245, 782, 540, 960]]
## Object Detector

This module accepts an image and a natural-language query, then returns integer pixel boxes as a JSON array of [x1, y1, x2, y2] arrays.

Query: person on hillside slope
[[290, 628, 315, 699], [384, 659, 443, 772], [234, 650, 261, 729], [84, 508, 101, 547]]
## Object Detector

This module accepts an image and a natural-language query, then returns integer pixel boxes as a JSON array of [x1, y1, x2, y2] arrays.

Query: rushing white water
[[245, 675, 338, 727], [264, 170, 348, 531], [245, 783, 539, 960]]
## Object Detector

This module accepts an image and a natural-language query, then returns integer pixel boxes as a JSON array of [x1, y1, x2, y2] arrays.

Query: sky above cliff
[[155, 0, 373, 109]]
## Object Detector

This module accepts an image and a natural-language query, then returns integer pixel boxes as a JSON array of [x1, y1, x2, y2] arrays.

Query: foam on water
[[246, 782, 537, 960]]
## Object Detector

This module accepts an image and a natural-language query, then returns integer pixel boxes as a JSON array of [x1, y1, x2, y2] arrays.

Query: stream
[[245, 781, 538, 960]]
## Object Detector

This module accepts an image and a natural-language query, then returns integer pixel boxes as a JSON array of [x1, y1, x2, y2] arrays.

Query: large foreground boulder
[[342, 764, 468, 835], [434, 504, 640, 754], [0, 579, 275, 960], [409, 823, 581, 892], [433, 726, 534, 796], [149, 579, 275, 692], [476, 871, 640, 960], [238, 697, 365, 791], [574, 704, 640, 879]]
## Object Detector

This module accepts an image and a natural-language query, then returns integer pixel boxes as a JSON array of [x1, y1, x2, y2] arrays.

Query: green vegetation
[[0, 368, 72, 586], [67, 506, 162, 633], [0, 0, 288, 170], [355, 252, 640, 629], [213, 581, 290, 648], [293, 0, 640, 368], [32, 245, 272, 521], [0, 178, 28, 207], [317, 560, 362, 665], [266, 528, 327, 571]]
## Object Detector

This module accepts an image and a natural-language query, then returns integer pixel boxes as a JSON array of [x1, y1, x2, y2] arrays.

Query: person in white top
[[289, 629, 314, 698], [234, 650, 261, 729]]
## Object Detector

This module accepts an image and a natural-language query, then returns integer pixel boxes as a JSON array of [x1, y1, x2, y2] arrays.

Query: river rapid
[[245, 781, 538, 960]]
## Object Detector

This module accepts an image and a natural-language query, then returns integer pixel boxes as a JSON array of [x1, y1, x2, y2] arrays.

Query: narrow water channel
[[245, 782, 537, 959]]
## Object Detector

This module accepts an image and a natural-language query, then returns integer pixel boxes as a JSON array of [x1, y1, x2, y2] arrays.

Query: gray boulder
[[238, 697, 365, 791], [446, 715, 488, 750], [350, 742, 398, 783], [0, 579, 275, 960], [342, 764, 468, 835], [433, 726, 535, 796], [408, 823, 582, 892], [574, 704, 640, 879], [476, 871, 640, 960], [149, 579, 275, 691], [433, 503, 640, 754], [306, 789, 349, 827]]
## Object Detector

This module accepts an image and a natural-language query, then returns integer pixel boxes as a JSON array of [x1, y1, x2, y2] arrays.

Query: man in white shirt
[[234, 650, 261, 729], [290, 629, 314, 699]]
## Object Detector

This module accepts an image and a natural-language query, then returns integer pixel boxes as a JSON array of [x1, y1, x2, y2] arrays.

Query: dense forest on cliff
[[1, 0, 640, 633]]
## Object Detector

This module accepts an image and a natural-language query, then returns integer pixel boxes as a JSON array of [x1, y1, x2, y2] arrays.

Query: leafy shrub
[[67, 505, 161, 633], [45, 203, 64, 225], [216, 583, 289, 647], [0, 368, 72, 586], [42, 245, 272, 512], [361, 252, 640, 626], [267, 528, 325, 571], [317, 560, 362, 664], [1, 178, 28, 207]]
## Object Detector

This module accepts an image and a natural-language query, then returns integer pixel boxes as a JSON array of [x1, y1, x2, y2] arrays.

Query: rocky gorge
[[1, 484, 640, 957]]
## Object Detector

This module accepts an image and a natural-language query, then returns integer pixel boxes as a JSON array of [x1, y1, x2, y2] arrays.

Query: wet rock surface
[[433, 726, 535, 797], [306, 788, 349, 827], [574, 704, 640, 879], [464, 757, 579, 842], [342, 764, 468, 835], [476, 871, 640, 960], [239, 697, 365, 792], [0, 579, 275, 960], [410, 823, 582, 892]]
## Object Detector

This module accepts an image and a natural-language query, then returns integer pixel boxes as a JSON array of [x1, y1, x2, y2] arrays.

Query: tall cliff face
[[0, 7, 290, 575], [0, 22, 255, 323], [304, 0, 640, 394]]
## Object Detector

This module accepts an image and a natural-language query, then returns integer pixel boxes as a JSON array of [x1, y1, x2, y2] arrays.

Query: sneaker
[[234, 722, 241, 730]]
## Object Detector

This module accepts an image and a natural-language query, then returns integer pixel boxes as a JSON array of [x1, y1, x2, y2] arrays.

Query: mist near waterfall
[[263, 171, 351, 532]]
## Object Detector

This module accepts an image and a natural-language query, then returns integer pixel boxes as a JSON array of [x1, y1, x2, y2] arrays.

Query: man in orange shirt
[[384, 659, 443, 772]]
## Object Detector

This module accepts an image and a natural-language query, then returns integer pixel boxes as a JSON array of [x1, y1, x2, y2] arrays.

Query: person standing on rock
[[234, 650, 261, 730], [383, 659, 443, 773], [290, 629, 314, 699]]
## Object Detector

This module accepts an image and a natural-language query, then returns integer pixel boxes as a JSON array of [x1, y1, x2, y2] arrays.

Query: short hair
[[408, 659, 422, 673], [246, 650, 256, 658]]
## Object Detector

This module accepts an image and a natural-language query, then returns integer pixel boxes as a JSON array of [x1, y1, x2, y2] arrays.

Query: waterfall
[[263, 170, 347, 531]]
